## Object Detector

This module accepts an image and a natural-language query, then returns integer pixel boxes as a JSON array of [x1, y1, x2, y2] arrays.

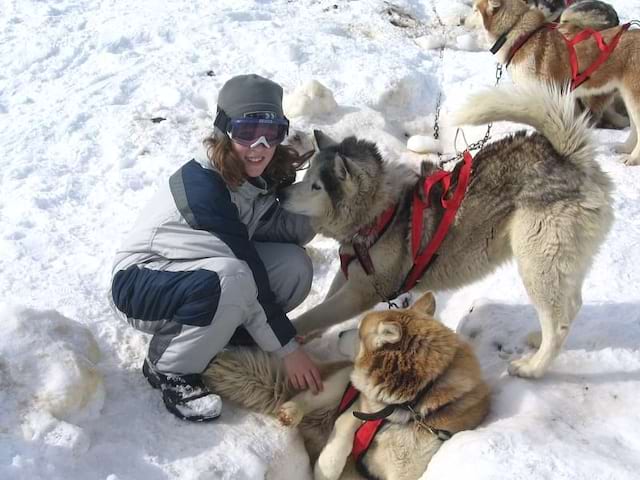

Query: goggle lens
[[228, 118, 288, 147]]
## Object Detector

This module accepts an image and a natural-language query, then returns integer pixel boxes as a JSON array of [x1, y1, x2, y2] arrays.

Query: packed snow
[[1, 0, 639, 479]]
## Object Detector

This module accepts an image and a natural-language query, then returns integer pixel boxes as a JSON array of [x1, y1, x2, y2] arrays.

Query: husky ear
[[374, 321, 402, 348], [487, 0, 501, 13], [334, 153, 351, 181], [314, 130, 339, 150], [411, 292, 436, 316]]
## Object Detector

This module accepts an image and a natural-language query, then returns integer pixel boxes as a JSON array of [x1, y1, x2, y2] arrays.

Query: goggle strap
[[214, 108, 230, 132]]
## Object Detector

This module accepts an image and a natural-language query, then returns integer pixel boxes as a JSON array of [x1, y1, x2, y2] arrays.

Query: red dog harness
[[500, 22, 631, 91], [339, 151, 473, 299], [339, 204, 397, 278], [548, 22, 631, 90], [337, 384, 385, 464], [336, 383, 453, 478]]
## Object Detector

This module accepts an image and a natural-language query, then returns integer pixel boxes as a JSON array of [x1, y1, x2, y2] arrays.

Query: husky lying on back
[[204, 292, 489, 480], [280, 82, 613, 379]]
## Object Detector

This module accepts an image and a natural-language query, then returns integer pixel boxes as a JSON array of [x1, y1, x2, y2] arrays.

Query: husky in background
[[474, 0, 640, 163], [527, 0, 619, 30], [526, 0, 627, 129], [558, 1, 619, 30], [280, 82, 613, 379]]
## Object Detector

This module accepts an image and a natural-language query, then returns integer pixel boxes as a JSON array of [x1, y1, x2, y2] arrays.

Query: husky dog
[[527, 0, 619, 29], [307, 292, 490, 480], [280, 82, 613, 379], [558, 1, 619, 30], [203, 292, 489, 480], [525, 0, 568, 20], [525, 0, 626, 129], [474, 0, 640, 164]]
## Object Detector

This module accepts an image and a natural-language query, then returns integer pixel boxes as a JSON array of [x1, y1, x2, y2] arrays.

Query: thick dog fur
[[203, 347, 350, 461], [475, 0, 640, 163], [309, 292, 489, 480], [203, 293, 489, 480], [558, 1, 619, 30], [527, 0, 619, 29], [280, 82, 613, 379]]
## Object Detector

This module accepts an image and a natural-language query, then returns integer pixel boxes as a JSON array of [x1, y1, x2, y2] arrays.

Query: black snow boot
[[142, 358, 221, 422]]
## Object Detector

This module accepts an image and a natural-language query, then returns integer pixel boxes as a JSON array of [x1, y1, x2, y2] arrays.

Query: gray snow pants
[[111, 242, 313, 374]]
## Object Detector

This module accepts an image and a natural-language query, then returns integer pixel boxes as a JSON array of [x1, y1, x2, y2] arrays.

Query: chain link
[[428, 2, 504, 167], [373, 7, 505, 307], [430, 2, 446, 143], [437, 63, 503, 167]]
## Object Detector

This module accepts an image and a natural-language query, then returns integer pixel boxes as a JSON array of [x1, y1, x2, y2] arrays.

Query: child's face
[[231, 141, 277, 178]]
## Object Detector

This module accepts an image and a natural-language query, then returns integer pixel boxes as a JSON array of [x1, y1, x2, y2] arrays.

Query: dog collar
[[489, 31, 510, 55], [337, 382, 453, 469], [339, 203, 398, 280], [503, 23, 551, 67], [489, 19, 520, 55]]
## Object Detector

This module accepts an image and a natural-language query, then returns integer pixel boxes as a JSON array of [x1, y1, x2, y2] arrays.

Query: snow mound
[[0, 304, 104, 421], [284, 79, 338, 118]]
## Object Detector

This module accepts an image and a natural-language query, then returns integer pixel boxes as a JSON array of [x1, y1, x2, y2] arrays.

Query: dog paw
[[296, 330, 323, 345], [526, 331, 542, 349], [614, 143, 634, 155], [277, 401, 304, 427], [507, 356, 545, 379], [314, 456, 343, 480]]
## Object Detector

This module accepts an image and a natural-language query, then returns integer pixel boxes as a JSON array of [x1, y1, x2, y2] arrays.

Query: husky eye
[[312, 183, 322, 191]]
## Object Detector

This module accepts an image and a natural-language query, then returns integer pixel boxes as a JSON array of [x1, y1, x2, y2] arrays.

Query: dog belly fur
[[364, 425, 442, 480]]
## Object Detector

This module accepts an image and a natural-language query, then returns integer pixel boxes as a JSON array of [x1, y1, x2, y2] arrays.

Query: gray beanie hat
[[217, 74, 285, 119]]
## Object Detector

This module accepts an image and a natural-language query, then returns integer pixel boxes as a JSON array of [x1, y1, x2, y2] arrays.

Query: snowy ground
[[1, 0, 640, 479]]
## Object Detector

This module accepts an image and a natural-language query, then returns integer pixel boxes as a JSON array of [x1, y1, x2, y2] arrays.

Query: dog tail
[[451, 81, 594, 166], [203, 347, 291, 415]]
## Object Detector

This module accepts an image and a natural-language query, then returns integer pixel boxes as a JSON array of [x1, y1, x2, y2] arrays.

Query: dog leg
[[294, 281, 379, 335], [602, 105, 630, 130], [615, 88, 640, 163], [278, 366, 353, 427], [325, 270, 347, 300], [583, 93, 614, 128], [314, 402, 362, 480], [508, 211, 590, 378]]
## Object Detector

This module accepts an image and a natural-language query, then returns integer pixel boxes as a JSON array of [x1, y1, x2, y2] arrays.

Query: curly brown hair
[[203, 133, 310, 190]]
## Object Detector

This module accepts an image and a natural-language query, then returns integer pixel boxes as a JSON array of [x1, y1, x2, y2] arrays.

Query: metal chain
[[430, 2, 446, 143], [428, 1, 504, 167], [371, 8, 505, 308], [438, 62, 503, 167]]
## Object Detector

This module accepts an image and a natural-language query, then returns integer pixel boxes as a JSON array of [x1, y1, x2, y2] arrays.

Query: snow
[[1, 0, 640, 479]]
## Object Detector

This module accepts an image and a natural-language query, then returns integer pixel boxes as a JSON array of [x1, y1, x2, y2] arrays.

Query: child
[[110, 74, 322, 422]]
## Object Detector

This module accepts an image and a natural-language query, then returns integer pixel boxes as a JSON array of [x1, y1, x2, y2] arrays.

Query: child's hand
[[283, 348, 323, 394]]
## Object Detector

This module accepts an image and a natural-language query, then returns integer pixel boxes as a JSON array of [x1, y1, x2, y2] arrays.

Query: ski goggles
[[227, 117, 289, 148]]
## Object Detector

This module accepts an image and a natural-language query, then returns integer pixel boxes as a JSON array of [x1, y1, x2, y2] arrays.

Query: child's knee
[[283, 246, 313, 311], [217, 260, 258, 305]]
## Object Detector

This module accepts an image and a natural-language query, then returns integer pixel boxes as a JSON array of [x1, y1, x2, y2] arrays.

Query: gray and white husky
[[527, 0, 619, 30], [281, 82, 613, 379]]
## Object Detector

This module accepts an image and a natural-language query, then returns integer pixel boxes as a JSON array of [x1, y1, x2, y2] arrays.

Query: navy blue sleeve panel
[[253, 205, 316, 245], [112, 265, 221, 327], [169, 160, 297, 345]]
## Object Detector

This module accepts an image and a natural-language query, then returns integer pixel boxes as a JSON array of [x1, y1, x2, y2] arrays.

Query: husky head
[[346, 292, 460, 405], [472, 0, 529, 32], [525, 0, 566, 19], [279, 130, 386, 237]]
